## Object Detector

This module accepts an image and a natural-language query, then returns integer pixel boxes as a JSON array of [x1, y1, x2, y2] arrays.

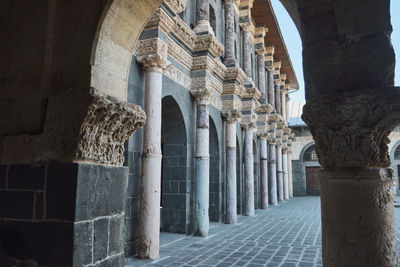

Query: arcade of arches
[[1, 0, 400, 266]]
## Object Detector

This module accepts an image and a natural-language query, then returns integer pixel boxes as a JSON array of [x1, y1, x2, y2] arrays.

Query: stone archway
[[209, 116, 221, 222], [161, 96, 188, 233]]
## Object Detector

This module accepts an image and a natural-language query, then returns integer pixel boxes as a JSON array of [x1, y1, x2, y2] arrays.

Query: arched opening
[[209, 116, 221, 222], [236, 137, 243, 215], [161, 96, 188, 234], [301, 144, 320, 196]]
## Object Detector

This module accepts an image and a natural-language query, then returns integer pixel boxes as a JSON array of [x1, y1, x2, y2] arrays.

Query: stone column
[[242, 123, 255, 216], [268, 70, 275, 109], [302, 91, 400, 267], [137, 40, 168, 259], [192, 90, 211, 237], [194, 0, 213, 34], [242, 24, 253, 85], [276, 141, 284, 203], [288, 150, 293, 198], [275, 81, 281, 115], [224, 0, 236, 66], [282, 147, 289, 200], [259, 133, 269, 209], [224, 110, 240, 224], [257, 52, 266, 97], [268, 138, 277, 205], [281, 89, 287, 122]]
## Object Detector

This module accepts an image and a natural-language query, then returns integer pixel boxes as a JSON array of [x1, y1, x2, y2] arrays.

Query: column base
[[320, 168, 398, 267]]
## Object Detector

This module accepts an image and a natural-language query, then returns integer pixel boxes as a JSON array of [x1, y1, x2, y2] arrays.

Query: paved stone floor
[[126, 197, 400, 267]]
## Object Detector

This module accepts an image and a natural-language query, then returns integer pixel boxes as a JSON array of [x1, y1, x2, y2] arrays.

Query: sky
[[271, 0, 400, 102]]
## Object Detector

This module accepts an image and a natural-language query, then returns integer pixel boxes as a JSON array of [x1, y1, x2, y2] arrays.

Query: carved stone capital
[[257, 131, 269, 139], [241, 121, 257, 131], [223, 109, 241, 123], [302, 88, 400, 169], [136, 38, 168, 72], [191, 88, 212, 106], [224, 67, 247, 84]]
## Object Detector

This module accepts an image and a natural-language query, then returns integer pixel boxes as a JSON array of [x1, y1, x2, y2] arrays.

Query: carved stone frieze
[[192, 55, 215, 72], [211, 76, 223, 95], [164, 63, 192, 89], [168, 37, 192, 70], [302, 88, 400, 169], [224, 67, 247, 84], [242, 87, 261, 100], [145, 8, 174, 34]]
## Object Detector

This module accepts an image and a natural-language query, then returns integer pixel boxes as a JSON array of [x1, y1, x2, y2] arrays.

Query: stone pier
[[242, 23, 253, 85], [194, 0, 213, 34], [223, 0, 236, 66]]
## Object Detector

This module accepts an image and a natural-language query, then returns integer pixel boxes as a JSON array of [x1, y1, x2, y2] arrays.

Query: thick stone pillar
[[276, 142, 283, 203], [242, 123, 255, 216], [193, 90, 211, 236], [281, 89, 287, 122], [194, 0, 213, 34], [224, 111, 240, 224], [282, 148, 289, 200], [257, 53, 266, 97], [137, 43, 168, 259], [224, 0, 236, 66], [302, 90, 400, 267], [242, 24, 253, 85], [268, 139, 277, 205], [259, 134, 269, 209]]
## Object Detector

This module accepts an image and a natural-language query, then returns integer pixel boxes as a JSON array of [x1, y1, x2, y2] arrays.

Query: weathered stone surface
[[73, 221, 93, 266], [320, 168, 398, 267], [302, 88, 400, 169], [94, 218, 110, 262]]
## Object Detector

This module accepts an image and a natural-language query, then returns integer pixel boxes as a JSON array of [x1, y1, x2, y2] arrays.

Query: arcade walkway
[[126, 197, 400, 266]]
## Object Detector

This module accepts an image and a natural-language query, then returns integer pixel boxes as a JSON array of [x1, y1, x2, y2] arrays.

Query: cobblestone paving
[[126, 197, 322, 267], [126, 197, 400, 267]]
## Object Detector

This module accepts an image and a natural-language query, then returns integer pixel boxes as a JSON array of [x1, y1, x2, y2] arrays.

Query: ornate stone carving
[[224, 67, 247, 84], [136, 38, 169, 72], [164, 0, 187, 14], [75, 90, 146, 165], [194, 34, 224, 58], [145, 8, 174, 34], [302, 88, 400, 169], [191, 86, 212, 106], [222, 109, 241, 123]]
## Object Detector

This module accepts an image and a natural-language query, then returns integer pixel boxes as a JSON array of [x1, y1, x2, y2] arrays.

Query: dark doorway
[[306, 166, 321, 196]]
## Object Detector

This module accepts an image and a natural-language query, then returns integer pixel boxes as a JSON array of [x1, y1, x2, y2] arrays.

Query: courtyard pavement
[[126, 197, 400, 267]]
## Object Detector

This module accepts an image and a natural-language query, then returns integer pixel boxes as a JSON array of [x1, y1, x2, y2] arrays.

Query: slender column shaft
[[288, 152, 293, 198], [275, 82, 281, 115], [139, 70, 162, 259], [257, 54, 266, 97], [244, 128, 255, 216], [281, 91, 287, 122], [195, 103, 210, 236], [285, 97, 290, 124], [224, 2, 236, 66], [276, 145, 283, 202], [225, 120, 237, 224], [243, 29, 252, 81], [268, 71, 275, 109], [282, 150, 289, 200], [320, 168, 398, 267], [260, 138, 268, 209], [268, 143, 277, 205]]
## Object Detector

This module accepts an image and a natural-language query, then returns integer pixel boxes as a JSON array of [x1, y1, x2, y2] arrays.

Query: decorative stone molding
[[241, 121, 257, 131], [265, 44, 275, 71], [167, 37, 192, 70], [136, 38, 169, 72], [224, 67, 247, 84], [302, 88, 400, 169], [192, 55, 215, 72], [257, 131, 269, 139], [242, 87, 261, 100], [258, 103, 274, 113], [273, 60, 281, 80], [164, 0, 187, 14], [194, 34, 224, 58], [145, 8, 174, 34]]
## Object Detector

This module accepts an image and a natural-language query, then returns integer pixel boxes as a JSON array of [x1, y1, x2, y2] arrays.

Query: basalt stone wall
[[0, 163, 127, 266]]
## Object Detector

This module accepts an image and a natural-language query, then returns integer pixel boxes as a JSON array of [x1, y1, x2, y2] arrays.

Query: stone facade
[[124, 0, 296, 258]]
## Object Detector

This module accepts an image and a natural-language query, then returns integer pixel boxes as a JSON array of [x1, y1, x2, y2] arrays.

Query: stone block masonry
[[0, 163, 128, 266]]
